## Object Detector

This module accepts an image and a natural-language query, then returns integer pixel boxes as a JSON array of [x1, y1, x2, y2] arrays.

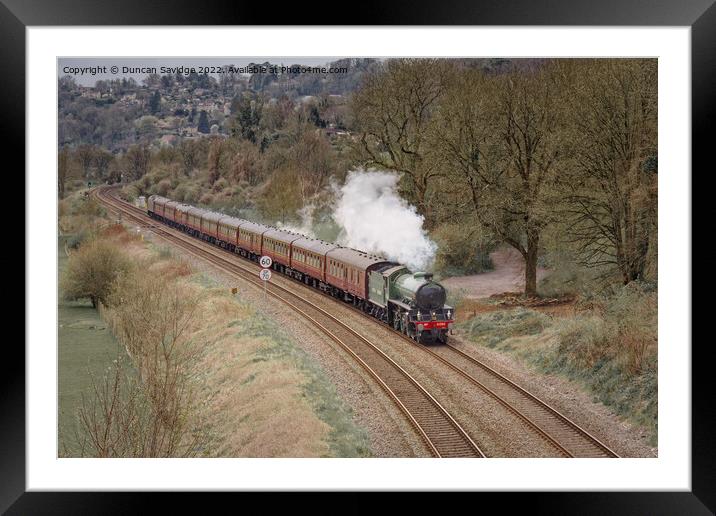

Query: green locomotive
[[368, 265, 454, 343]]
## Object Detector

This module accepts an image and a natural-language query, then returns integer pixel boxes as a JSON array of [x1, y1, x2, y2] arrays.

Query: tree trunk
[[524, 230, 540, 297]]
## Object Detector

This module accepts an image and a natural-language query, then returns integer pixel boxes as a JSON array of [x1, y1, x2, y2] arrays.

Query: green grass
[[58, 235, 127, 456]]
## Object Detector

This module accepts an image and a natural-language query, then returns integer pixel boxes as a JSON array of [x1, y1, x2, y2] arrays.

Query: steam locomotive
[[147, 195, 455, 343]]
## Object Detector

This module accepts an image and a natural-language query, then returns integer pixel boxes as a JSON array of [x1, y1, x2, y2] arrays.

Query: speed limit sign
[[259, 269, 272, 281], [259, 255, 272, 268]]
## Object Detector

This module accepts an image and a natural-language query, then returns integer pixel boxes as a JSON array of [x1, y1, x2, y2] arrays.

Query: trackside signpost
[[259, 256, 272, 298]]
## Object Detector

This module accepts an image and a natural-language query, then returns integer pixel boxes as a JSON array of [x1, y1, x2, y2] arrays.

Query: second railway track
[[95, 186, 485, 458]]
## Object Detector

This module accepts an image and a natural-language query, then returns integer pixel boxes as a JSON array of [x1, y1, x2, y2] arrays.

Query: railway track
[[94, 186, 485, 458], [419, 343, 618, 457]]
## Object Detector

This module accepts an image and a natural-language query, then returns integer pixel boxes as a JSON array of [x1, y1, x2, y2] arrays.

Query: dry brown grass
[[189, 292, 331, 457]]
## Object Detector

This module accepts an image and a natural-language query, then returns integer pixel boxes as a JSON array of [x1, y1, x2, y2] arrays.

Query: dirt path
[[442, 246, 549, 299]]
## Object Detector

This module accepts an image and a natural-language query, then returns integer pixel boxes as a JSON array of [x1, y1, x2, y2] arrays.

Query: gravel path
[[442, 246, 549, 299]]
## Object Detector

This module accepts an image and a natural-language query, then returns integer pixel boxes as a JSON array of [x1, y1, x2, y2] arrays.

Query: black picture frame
[[6, 1, 710, 512]]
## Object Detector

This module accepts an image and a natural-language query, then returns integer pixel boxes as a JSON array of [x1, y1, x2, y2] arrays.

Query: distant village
[[58, 60, 371, 153]]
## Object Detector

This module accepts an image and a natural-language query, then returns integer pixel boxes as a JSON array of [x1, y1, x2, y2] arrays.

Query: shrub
[[183, 185, 200, 204], [462, 308, 551, 347], [212, 177, 229, 193], [61, 238, 132, 307], [67, 230, 89, 250], [156, 178, 172, 196], [172, 184, 188, 202], [79, 270, 204, 457], [70, 196, 104, 218], [554, 316, 616, 369], [538, 283, 657, 441], [199, 192, 215, 205], [432, 223, 494, 276], [120, 184, 140, 202], [537, 250, 599, 298]]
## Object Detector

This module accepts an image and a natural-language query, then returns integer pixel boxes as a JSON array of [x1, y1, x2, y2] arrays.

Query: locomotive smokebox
[[415, 281, 447, 310], [393, 271, 447, 311]]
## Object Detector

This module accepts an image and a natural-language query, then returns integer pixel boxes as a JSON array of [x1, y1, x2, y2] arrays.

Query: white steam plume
[[277, 203, 317, 238], [332, 169, 437, 271]]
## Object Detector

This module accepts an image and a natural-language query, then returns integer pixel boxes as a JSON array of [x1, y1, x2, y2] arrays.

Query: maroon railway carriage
[[200, 211, 225, 243], [261, 228, 302, 270], [186, 207, 208, 237], [147, 195, 158, 216], [163, 200, 180, 226], [325, 248, 393, 303], [237, 221, 268, 259], [290, 238, 338, 287], [175, 203, 191, 229], [216, 217, 245, 251], [148, 195, 170, 220]]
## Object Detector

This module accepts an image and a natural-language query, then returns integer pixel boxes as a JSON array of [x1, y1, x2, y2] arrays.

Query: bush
[[199, 192, 215, 205], [183, 185, 200, 204], [120, 184, 140, 202], [172, 184, 188, 202], [60, 238, 132, 307], [461, 308, 551, 347], [156, 178, 172, 196], [70, 196, 105, 218], [432, 223, 494, 276], [537, 250, 598, 298], [212, 177, 229, 193], [67, 230, 89, 250], [540, 283, 657, 441]]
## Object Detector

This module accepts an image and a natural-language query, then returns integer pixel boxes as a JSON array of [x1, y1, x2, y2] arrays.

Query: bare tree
[[76, 270, 204, 457], [561, 59, 657, 284], [207, 137, 228, 185], [58, 147, 69, 199], [350, 59, 453, 221], [93, 148, 114, 182], [433, 63, 566, 296], [230, 140, 262, 186], [289, 129, 334, 204], [75, 144, 96, 180], [125, 143, 151, 180], [179, 139, 204, 176]]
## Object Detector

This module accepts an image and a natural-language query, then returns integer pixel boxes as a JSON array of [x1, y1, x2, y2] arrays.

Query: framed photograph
[[9, 0, 709, 512]]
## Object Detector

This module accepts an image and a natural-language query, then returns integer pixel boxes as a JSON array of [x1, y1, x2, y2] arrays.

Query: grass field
[[58, 235, 127, 456]]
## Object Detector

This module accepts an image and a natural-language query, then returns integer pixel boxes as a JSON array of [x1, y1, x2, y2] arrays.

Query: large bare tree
[[562, 59, 658, 284], [433, 63, 566, 296], [75, 144, 96, 180]]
